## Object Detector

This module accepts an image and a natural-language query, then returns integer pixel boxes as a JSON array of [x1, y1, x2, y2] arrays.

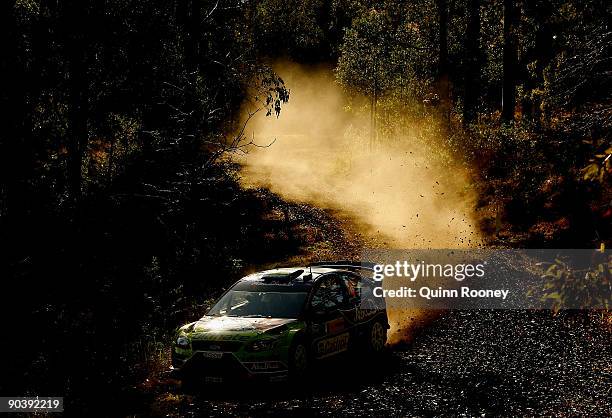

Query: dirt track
[[141, 310, 610, 417], [133, 207, 611, 417]]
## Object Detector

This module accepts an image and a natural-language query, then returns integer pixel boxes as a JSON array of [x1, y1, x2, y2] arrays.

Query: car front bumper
[[172, 349, 289, 383]]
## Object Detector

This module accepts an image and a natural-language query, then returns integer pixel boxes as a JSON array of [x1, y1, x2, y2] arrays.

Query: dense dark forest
[[1, 0, 610, 415]]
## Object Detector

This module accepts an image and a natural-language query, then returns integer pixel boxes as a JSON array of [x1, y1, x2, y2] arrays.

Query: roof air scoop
[[262, 269, 304, 283]]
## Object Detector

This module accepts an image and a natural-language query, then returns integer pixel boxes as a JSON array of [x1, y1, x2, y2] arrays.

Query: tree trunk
[[370, 70, 378, 148], [0, 0, 20, 227], [66, 0, 90, 203], [370, 91, 375, 148], [436, 0, 450, 125], [176, 0, 188, 30], [372, 83, 378, 143], [522, 0, 553, 122], [187, 0, 201, 73], [502, 0, 517, 121], [179, 0, 201, 151], [463, 0, 481, 125], [67, 51, 88, 202]]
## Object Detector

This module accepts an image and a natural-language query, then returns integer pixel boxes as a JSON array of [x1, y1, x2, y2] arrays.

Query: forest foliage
[[0, 0, 610, 412]]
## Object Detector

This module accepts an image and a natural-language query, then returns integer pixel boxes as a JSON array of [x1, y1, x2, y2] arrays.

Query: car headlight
[[247, 337, 279, 352], [176, 335, 190, 348]]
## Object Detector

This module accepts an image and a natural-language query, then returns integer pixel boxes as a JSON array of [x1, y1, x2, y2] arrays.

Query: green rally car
[[171, 262, 388, 383]]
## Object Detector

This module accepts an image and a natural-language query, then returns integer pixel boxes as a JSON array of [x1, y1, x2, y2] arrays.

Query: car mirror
[[201, 300, 214, 313]]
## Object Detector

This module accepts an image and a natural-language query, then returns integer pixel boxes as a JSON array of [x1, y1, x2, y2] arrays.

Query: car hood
[[190, 316, 296, 335]]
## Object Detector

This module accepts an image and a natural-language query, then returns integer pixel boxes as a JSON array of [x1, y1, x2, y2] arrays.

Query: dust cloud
[[237, 61, 482, 342]]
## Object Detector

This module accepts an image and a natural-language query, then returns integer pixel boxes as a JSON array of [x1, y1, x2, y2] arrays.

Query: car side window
[[340, 273, 362, 306], [310, 276, 348, 313]]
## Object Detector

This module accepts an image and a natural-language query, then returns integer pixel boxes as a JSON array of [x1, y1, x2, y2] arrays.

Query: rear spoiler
[[308, 260, 376, 272]]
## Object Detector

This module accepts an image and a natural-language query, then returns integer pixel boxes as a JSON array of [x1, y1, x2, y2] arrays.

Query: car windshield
[[207, 290, 308, 319]]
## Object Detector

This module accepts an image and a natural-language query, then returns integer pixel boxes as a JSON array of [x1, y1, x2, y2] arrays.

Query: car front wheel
[[288, 340, 310, 382]]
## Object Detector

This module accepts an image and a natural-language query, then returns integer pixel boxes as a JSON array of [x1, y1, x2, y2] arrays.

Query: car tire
[[367, 320, 387, 355], [288, 339, 310, 383]]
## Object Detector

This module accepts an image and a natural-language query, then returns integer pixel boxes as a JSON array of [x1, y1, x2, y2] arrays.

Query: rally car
[[171, 262, 388, 383]]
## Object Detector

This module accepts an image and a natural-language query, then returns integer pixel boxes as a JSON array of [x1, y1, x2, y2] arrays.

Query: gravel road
[[148, 310, 610, 417]]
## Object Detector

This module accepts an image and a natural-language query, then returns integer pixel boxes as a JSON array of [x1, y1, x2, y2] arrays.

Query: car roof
[[237, 266, 354, 288]]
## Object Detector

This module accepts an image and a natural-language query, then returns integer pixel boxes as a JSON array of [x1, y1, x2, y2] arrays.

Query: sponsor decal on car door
[[316, 331, 350, 358]]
